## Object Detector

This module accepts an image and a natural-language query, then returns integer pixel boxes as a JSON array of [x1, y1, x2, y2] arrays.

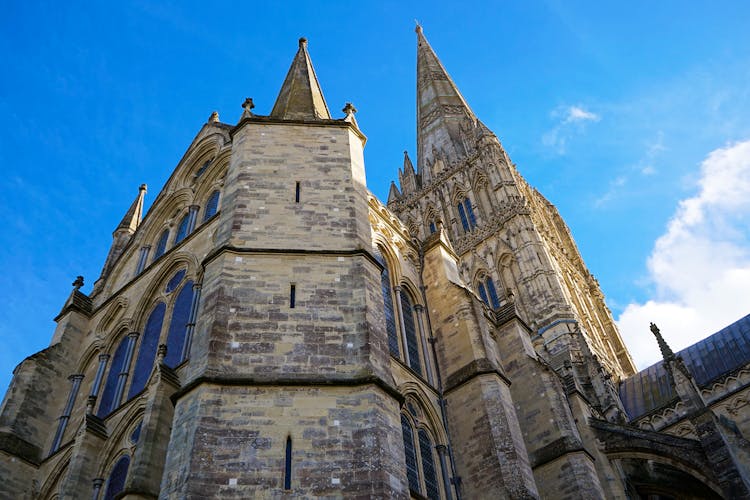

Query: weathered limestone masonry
[[3, 28, 750, 500]]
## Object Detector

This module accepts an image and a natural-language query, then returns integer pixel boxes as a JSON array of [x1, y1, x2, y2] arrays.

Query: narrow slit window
[[290, 284, 296, 308], [295, 181, 300, 203], [284, 436, 292, 490]]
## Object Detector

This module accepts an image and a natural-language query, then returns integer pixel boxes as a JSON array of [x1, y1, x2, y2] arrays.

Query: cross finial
[[72, 276, 84, 290], [342, 102, 357, 116], [241, 98, 255, 120]]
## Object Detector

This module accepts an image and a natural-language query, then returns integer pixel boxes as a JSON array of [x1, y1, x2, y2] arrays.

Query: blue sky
[[1, 1, 749, 391]]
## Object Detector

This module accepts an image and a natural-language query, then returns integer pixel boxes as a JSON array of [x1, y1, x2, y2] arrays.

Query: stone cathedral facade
[[2, 28, 750, 499]]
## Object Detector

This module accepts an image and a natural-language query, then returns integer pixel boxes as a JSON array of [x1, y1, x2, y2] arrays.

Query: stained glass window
[[203, 190, 220, 222], [128, 303, 166, 399], [458, 198, 477, 232], [102, 455, 129, 500], [165, 269, 185, 294], [419, 429, 440, 500], [153, 229, 169, 261], [486, 277, 500, 309], [401, 415, 420, 494], [174, 214, 190, 245], [374, 248, 400, 357], [165, 281, 194, 368], [97, 338, 129, 418], [400, 292, 422, 376]]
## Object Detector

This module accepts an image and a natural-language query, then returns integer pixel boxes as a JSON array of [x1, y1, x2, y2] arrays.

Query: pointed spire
[[270, 37, 331, 121], [403, 150, 415, 175], [650, 322, 675, 361], [387, 181, 401, 204], [115, 184, 147, 235], [416, 27, 479, 172]]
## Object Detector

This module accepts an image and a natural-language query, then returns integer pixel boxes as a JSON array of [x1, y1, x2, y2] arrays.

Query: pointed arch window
[[203, 190, 220, 222], [400, 291, 423, 376], [153, 229, 169, 261], [401, 414, 420, 493], [428, 221, 437, 234], [97, 338, 130, 418], [127, 303, 166, 399], [174, 214, 190, 245], [164, 281, 194, 368], [401, 410, 444, 500], [457, 197, 477, 232], [374, 248, 400, 357], [477, 276, 501, 309], [102, 455, 130, 500], [418, 429, 440, 499]]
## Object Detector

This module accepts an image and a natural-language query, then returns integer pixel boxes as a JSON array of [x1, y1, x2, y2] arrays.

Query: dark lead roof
[[619, 313, 750, 419]]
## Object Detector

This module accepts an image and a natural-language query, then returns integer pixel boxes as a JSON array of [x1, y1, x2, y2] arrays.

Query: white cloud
[[617, 140, 750, 369], [543, 105, 600, 154], [564, 105, 600, 123]]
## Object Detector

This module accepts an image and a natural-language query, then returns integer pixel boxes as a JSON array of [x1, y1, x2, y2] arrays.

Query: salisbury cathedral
[[2, 28, 750, 499]]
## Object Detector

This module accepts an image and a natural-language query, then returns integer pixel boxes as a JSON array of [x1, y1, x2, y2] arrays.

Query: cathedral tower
[[2, 29, 748, 500]]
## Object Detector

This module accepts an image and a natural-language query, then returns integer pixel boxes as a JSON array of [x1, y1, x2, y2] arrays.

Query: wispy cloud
[[617, 139, 750, 368], [543, 105, 600, 154]]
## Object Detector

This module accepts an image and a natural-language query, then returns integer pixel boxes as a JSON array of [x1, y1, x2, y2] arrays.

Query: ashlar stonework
[[2, 30, 750, 500]]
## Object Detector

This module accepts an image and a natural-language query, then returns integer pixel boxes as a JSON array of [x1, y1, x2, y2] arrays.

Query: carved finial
[[415, 21, 422, 34], [208, 110, 219, 123], [139, 183, 147, 193], [157, 344, 168, 363], [241, 98, 255, 119], [72, 276, 84, 290], [650, 322, 675, 361], [298, 37, 308, 48], [343, 102, 357, 116]]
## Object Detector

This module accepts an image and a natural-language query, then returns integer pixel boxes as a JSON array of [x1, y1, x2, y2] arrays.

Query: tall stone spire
[[416, 25, 477, 172], [270, 37, 332, 121]]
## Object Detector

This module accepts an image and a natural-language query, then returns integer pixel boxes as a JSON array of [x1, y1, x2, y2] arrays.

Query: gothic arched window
[[401, 409, 444, 500], [418, 429, 440, 499], [457, 197, 477, 232], [164, 280, 194, 368], [97, 337, 130, 418], [174, 214, 190, 245], [374, 248, 400, 357], [203, 190, 220, 222], [153, 229, 169, 261], [400, 291, 423, 376], [102, 455, 130, 500], [401, 414, 420, 493], [127, 302, 166, 399], [477, 276, 501, 309]]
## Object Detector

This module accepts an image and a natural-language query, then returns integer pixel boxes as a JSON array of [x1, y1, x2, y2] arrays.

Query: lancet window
[[400, 402, 445, 500], [203, 190, 220, 222], [457, 197, 477, 232], [152, 229, 169, 261], [96, 269, 199, 417], [477, 276, 501, 310], [102, 455, 129, 500], [374, 247, 400, 357], [174, 213, 190, 245]]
